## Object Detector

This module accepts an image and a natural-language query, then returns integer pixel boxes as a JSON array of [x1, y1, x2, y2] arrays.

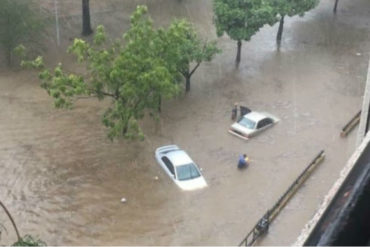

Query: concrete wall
[[357, 60, 370, 146]]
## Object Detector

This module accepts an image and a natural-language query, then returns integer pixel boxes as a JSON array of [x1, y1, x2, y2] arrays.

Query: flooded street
[[1, 0, 370, 245]]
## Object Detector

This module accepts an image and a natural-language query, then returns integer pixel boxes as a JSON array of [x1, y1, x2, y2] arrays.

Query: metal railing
[[239, 150, 325, 246], [341, 111, 361, 137]]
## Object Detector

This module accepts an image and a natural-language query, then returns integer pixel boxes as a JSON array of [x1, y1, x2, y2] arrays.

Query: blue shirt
[[238, 155, 247, 168]]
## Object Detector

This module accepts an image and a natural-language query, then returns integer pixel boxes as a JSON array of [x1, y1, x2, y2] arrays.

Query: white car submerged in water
[[155, 145, 207, 191], [229, 111, 279, 140]]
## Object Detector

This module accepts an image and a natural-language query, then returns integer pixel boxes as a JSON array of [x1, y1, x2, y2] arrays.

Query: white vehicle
[[229, 111, 279, 140], [155, 145, 207, 191]]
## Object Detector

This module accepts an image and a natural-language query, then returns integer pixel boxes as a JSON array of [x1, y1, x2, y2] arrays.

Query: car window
[[161, 157, 175, 176], [257, 119, 265, 129], [176, 163, 201, 181], [238, 116, 256, 129], [257, 119, 269, 129], [265, 118, 273, 125], [257, 118, 273, 129]]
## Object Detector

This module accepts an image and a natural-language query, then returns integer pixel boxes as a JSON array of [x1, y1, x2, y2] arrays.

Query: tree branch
[[0, 200, 21, 242], [89, 88, 118, 99], [178, 69, 188, 78], [101, 91, 117, 98], [189, 62, 201, 77]]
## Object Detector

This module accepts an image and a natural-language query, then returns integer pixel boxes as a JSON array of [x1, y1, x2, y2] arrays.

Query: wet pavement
[[0, 0, 370, 245]]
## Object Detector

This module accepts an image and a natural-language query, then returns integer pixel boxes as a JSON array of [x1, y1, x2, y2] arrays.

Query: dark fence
[[239, 150, 325, 246], [341, 111, 361, 137]]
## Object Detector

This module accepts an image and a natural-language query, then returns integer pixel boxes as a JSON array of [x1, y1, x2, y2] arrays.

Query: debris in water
[[356, 52, 362, 56], [154, 176, 159, 180], [121, 198, 127, 203]]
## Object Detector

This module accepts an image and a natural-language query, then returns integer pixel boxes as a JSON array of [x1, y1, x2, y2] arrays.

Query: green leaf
[[24, 4, 219, 140], [12, 235, 46, 246], [213, 0, 277, 60]]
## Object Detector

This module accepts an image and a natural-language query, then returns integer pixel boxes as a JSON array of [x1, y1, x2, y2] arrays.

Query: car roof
[[167, 150, 193, 166], [244, 111, 266, 122]]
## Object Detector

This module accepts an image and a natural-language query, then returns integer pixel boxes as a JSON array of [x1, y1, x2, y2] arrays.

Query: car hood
[[175, 176, 207, 191], [230, 122, 254, 135]]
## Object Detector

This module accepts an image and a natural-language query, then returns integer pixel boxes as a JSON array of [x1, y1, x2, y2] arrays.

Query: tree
[[163, 20, 220, 92], [82, 0, 93, 36], [272, 0, 319, 43], [213, 0, 276, 64], [0, 0, 43, 66], [0, 200, 45, 246], [24, 5, 219, 139], [24, 6, 180, 140]]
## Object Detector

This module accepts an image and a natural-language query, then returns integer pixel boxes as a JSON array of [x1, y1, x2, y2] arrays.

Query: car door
[[161, 156, 176, 180]]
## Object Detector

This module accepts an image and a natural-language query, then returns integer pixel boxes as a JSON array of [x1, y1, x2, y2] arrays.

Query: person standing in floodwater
[[231, 103, 238, 120], [238, 154, 249, 169]]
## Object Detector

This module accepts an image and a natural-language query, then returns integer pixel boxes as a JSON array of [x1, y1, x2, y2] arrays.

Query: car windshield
[[176, 163, 201, 181], [238, 116, 256, 129]]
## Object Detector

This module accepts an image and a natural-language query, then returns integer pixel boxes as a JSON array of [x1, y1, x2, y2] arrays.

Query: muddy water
[[1, 0, 370, 245]]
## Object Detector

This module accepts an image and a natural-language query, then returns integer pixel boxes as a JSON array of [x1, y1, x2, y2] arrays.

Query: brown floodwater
[[0, 0, 370, 245]]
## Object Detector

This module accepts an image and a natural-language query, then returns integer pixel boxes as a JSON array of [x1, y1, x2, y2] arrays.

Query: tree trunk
[[276, 15, 285, 43], [82, 0, 93, 36], [333, 0, 339, 13], [158, 95, 162, 112], [6, 48, 11, 66], [236, 40, 242, 64], [185, 75, 191, 92]]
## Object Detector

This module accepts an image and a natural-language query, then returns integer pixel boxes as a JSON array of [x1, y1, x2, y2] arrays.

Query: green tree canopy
[[163, 20, 221, 92], [213, 0, 276, 64], [24, 5, 219, 140], [12, 235, 46, 246], [25, 6, 179, 140], [272, 0, 319, 42], [0, 0, 43, 66]]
